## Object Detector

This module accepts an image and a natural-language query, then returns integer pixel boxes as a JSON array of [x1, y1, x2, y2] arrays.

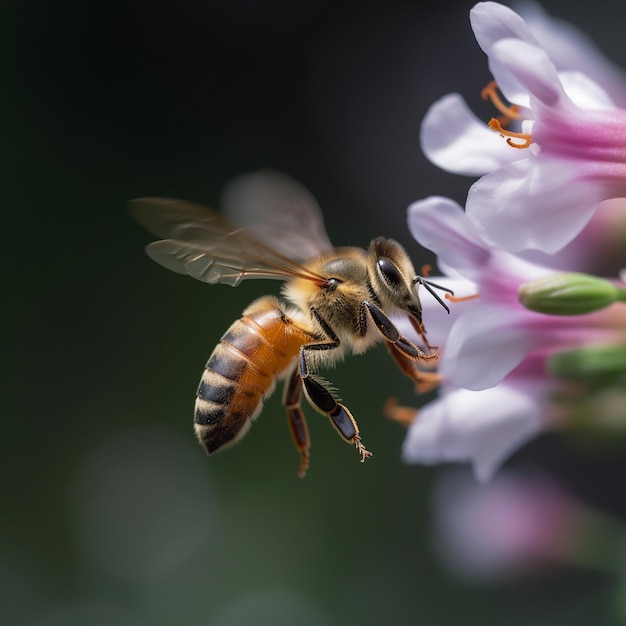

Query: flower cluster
[[392, 2, 626, 482]]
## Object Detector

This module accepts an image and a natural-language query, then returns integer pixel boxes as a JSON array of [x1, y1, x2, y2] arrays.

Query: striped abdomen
[[194, 296, 312, 455]]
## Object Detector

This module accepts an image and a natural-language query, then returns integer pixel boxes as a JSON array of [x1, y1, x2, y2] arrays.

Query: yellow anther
[[487, 118, 533, 149]]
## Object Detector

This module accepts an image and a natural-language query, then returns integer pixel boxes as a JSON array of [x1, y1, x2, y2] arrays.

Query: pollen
[[481, 81, 533, 149]]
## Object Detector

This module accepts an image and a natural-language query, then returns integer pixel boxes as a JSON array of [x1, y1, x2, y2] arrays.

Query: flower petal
[[402, 383, 543, 482], [466, 156, 603, 253], [408, 197, 490, 281], [470, 2, 539, 106], [559, 71, 616, 110], [440, 304, 534, 390], [516, 0, 626, 108], [491, 38, 563, 107], [471, 2, 538, 54], [420, 94, 520, 176]]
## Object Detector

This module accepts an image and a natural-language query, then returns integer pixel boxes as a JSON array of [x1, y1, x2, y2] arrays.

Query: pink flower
[[401, 359, 553, 482], [408, 196, 622, 391], [521, 198, 626, 274], [515, 1, 626, 108], [429, 468, 587, 581], [396, 196, 626, 481], [421, 2, 626, 254]]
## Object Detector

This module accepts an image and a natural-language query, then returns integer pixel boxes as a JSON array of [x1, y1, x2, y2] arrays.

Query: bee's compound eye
[[377, 258, 402, 287]]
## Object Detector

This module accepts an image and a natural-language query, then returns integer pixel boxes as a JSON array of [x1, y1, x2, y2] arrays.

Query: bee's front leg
[[361, 301, 439, 362], [299, 309, 372, 463]]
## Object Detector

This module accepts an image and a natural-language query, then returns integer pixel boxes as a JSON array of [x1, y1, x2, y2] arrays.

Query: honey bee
[[131, 170, 451, 477]]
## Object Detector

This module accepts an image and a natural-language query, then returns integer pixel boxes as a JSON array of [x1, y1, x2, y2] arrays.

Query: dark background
[[5, 1, 626, 624]]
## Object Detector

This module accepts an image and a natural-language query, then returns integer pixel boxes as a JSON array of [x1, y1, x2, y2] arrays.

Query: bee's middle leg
[[299, 309, 372, 463], [385, 342, 442, 395]]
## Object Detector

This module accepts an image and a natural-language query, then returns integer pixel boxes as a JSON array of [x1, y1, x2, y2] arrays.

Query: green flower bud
[[519, 273, 626, 315], [549, 343, 626, 384]]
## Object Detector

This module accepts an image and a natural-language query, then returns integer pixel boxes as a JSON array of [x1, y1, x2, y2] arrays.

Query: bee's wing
[[220, 169, 334, 262], [129, 197, 327, 287]]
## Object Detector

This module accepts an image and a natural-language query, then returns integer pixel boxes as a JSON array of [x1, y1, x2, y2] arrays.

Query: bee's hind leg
[[283, 367, 311, 478], [298, 328, 372, 464], [302, 375, 372, 463]]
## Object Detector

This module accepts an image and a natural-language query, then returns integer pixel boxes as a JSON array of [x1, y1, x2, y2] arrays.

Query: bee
[[130, 170, 451, 477]]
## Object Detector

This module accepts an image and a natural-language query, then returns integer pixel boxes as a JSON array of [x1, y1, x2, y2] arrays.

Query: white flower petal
[[559, 71, 616, 110], [408, 197, 490, 281], [420, 94, 519, 176], [466, 157, 603, 253], [402, 383, 543, 482], [441, 305, 534, 390], [515, 0, 626, 108], [470, 2, 539, 107], [491, 39, 562, 107], [470, 2, 538, 54]]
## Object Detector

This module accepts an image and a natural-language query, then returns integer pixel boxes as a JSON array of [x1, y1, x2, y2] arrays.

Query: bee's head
[[367, 237, 423, 321], [368, 237, 453, 347]]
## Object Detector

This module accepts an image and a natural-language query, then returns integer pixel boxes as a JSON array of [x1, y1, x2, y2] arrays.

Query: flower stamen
[[487, 118, 533, 149], [481, 81, 533, 148], [481, 80, 523, 124], [384, 397, 418, 427], [445, 292, 480, 303]]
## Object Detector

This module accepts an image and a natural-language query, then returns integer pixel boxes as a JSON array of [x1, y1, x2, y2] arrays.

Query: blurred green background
[[5, 0, 626, 624]]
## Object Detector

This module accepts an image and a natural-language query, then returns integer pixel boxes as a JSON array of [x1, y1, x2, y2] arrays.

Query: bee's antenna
[[413, 275, 454, 314]]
